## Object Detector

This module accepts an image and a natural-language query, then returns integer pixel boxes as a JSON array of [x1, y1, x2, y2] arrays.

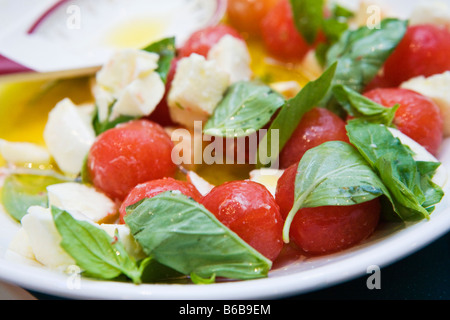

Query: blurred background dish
[[0, 0, 225, 81]]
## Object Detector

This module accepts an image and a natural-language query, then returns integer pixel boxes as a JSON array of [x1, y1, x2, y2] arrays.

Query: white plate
[[0, 0, 225, 81], [1, 0, 450, 300]]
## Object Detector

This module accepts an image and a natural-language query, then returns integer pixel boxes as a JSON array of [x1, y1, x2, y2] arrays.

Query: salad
[[0, 0, 449, 286]]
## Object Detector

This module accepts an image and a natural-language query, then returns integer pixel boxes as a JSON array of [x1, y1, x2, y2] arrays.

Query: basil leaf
[[332, 84, 399, 126], [190, 272, 216, 285], [283, 141, 385, 242], [142, 37, 176, 83], [51, 207, 144, 283], [124, 191, 272, 280], [321, 18, 408, 110], [203, 81, 285, 137], [416, 161, 445, 213], [140, 258, 186, 284], [92, 109, 135, 136], [256, 62, 337, 168], [290, 0, 325, 44], [346, 119, 444, 221], [1, 173, 67, 221], [331, 3, 355, 18]]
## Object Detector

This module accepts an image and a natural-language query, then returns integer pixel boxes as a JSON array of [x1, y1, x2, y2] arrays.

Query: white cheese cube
[[43, 98, 96, 176], [91, 84, 115, 123], [168, 53, 230, 129], [100, 224, 146, 260], [186, 170, 215, 196], [94, 49, 165, 120], [249, 169, 285, 197], [47, 182, 117, 224], [269, 81, 302, 99], [111, 71, 165, 119], [6, 227, 35, 262], [299, 49, 323, 81], [21, 206, 76, 271], [400, 72, 450, 136], [96, 49, 159, 94], [207, 35, 252, 83], [0, 139, 50, 165]]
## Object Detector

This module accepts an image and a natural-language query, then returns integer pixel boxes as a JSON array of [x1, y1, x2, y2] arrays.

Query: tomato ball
[[379, 24, 450, 87], [279, 107, 349, 169], [119, 177, 202, 223], [226, 0, 279, 36], [87, 120, 176, 201], [275, 163, 381, 255], [201, 180, 284, 261], [178, 24, 243, 58], [260, 0, 311, 61], [364, 88, 443, 155]]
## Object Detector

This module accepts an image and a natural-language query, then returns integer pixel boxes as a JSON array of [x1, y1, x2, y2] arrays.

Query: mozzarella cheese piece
[[186, 170, 215, 196], [400, 72, 450, 136], [269, 81, 302, 99], [96, 49, 159, 94], [94, 49, 164, 120], [168, 53, 230, 129], [388, 127, 448, 188], [298, 49, 324, 81], [249, 168, 285, 197], [47, 182, 117, 224], [207, 35, 252, 84], [111, 71, 165, 119], [0, 139, 50, 165], [43, 98, 96, 176], [409, 1, 450, 29], [6, 227, 36, 262], [20, 206, 76, 271], [100, 224, 146, 260]]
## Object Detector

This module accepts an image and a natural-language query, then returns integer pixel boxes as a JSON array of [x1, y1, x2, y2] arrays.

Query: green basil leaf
[[51, 207, 143, 283], [330, 3, 355, 18], [1, 173, 67, 221], [139, 258, 186, 283], [93, 110, 135, 136], [190, 272, 216, 285], [142, 37, 176, 83], [290, 0, 325, 44], [283, 141, 385, 243], [203, 81, 285, 137], [346, 119, 444, 221], [415, 161, 445, 211], [124, 191, 272, 280], [256, 62, 337, 168], [321, 18, 408, 111], [332, 84, 399, 126]]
